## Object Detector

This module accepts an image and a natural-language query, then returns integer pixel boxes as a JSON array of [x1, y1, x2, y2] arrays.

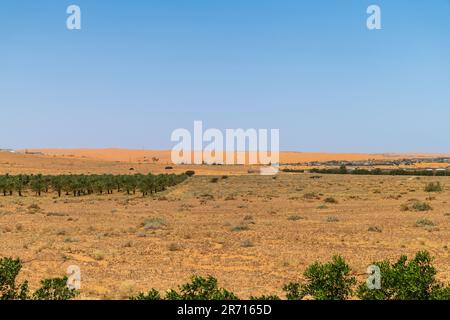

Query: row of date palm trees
[[0, 173, 189, 197]]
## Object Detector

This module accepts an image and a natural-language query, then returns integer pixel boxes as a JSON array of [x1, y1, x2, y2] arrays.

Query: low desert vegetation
[[400, 200, 432, 212], [129, 251, 450, 300], [283, 255, 355, 300], [4, 251, 450, 300], [0, 257, 78, 300], [0, 173, 188, 197], [415, 218, 436, 227], [3, 164, 450, 301], [326, 216, 339, 222], [309, 167, 450, 177], [142, 217, 166, 230], [424, 182, 443, 193], [303, 192, 320, 200], [356, 251, 450, 300], [287, 215, 304, 221], [241, 240, 254, 248], [368, 225, 383, 233], [324, 197, 338, 204], [231, 224, 250, 232], [130, 275, 238, 300]]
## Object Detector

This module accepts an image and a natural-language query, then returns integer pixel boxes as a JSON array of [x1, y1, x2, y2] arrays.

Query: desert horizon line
[[11, 148, 450, 156]]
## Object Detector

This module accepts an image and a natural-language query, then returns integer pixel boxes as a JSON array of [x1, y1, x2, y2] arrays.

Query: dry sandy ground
[[22, 148, 450, 164], [0, 152, 253, 175], [1, 151, 450, 299]]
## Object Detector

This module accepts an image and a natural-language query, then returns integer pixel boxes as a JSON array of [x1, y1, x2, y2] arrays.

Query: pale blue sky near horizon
[[1, 0, 449, 152]]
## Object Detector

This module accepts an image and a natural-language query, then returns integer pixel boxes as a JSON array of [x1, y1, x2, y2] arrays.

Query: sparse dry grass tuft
[[326, 216, 339, 223], [142, 218, 166, 230]]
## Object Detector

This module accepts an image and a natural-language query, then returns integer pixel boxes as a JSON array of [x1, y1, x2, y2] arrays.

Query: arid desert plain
[[2, 149, 450, 299]]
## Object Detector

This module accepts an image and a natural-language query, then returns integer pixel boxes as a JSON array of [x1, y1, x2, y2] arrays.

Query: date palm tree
[[0, 173, 189, 198]]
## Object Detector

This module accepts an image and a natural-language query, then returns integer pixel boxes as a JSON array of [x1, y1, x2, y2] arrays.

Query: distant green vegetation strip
[[301, 166, 450, 176], [0, 172, 193, 197]]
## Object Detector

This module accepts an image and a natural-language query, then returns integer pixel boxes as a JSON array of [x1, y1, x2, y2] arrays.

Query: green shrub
[[33, 277, 78, 300], [283, 282, 304, 300], [0, 258, 29, 300], [430, 286, 450, 300], [130, 289, 161, 300], [249, 294, 281, 300], [283, 255, 356, 300], [131, 276, 238, 300], [0, 257, 77, 300], [127, 251, 450, 300], [356, 251, 444, 300], [165, 276, 238, 300]]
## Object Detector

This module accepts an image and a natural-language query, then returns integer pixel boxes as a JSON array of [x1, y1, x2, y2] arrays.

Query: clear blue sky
[[1, 0, 449, 152]]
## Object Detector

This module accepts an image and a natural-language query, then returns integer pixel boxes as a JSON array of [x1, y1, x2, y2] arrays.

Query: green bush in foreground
[[356, 251, 450, 300], [5, 251, 450, 300], [249, 295, 281, 300], [0, 258, 29, 300], [166, 276, 238, 300], [283, 255, 356, 300], [131, 251, 450, 301], [0, 257, 78, 300], [129, 288, 161, 300], [32, 277, 77, 300], [130, 275, 239, 300]]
